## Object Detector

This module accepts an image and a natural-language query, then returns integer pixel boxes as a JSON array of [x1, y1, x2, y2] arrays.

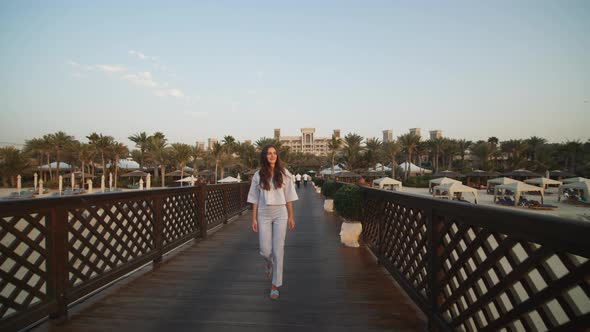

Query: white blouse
[[247, 170, 298, 207]]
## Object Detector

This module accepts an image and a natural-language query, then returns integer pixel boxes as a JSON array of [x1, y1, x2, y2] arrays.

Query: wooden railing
[[0, 183, 250, 332], [360, 186, 590, 331]]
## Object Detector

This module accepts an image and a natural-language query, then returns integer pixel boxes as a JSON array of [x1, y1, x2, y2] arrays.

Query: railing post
[[153, 195, 163, 263], [198, 184, 207, 239], [48, 206, 68, 320], [427, 208, 445, 331]]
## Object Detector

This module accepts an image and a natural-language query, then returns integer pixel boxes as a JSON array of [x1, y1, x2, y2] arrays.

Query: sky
[[1, 0, 589, 149]]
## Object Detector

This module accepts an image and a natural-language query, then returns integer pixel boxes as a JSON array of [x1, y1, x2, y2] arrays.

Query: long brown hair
[[259, 145, 286, 191]]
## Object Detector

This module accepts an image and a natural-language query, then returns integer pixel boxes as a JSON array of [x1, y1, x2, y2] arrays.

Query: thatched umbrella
[[122, 170, 149, 186], [335, 171, 361, 184], [549, 170, 575, 179], [464, 170, 500, 189], [243, 169, 258, 176], [502, 169, 542, 181]]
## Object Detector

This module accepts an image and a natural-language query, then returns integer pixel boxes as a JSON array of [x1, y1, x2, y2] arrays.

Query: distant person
[[247, 145, 298, 300], [295, 173, 302, 188], [303, 173, 309, 186]]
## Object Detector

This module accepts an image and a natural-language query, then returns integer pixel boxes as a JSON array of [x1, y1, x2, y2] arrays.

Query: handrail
[[359, 186, 590, 331], [0, 182, 250, 332]]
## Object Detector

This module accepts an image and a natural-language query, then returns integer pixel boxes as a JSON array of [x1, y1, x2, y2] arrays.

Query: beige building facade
[[274, 128, 341, 156]]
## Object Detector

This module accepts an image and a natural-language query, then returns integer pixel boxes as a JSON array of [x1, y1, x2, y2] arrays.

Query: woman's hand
[[252, 219, 258, 232], [288, 217, 295, 230]]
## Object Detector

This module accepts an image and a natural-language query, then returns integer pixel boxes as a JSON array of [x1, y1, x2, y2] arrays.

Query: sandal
[[270, 289, 279, 300]]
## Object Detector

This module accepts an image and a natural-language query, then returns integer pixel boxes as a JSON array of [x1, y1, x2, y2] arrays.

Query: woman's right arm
[[251, 203, 258, 232]]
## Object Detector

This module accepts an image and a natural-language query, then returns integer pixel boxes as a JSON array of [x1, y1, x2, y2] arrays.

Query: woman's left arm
[[286, 202, 295, 230]]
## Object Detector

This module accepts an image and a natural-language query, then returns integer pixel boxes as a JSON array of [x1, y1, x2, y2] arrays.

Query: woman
[[247, 145, 298, 300]]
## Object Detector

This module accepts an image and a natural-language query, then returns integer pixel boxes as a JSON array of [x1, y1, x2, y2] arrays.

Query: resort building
[[207, 138, 218, 150], [409, 128, 421, 137], [429, 130, 443, 140], [383, 130, 393, 143], [196, 141, 206, 151], [274, 128, 341, 156]]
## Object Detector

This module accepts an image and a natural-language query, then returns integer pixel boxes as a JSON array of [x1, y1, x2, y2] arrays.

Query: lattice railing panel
[[381, 201, 429, 299], [226, 187, 241, 217], [206, 188, 225, 225], [0, 212, 49, 320], [67, 199, 155, 287], [436, 215, 590, 332], [360, 191, 381, 250], [163, 191, 199, 245]]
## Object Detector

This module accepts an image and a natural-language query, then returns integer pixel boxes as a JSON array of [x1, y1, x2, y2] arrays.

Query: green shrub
[[312, 177, 324, 188], [321, 181, 343, 198], [334, 184, 361, 220], [402, 175, 432, 188]]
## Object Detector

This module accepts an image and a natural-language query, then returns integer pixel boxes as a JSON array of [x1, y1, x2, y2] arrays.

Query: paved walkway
[[31, 184, 427, 332]]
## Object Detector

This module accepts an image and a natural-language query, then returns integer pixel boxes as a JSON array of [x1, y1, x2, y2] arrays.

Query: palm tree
[[171, 143, 194, 185], [382, 141, 401, 179], [78, 143, 94, 185], [111, 142, 129, 188], [211, 142, 224, 183], [343, 133, 364, 172], [42, 134, 54, 181], [327, 135, 342, 176], [428, 137, 444, 173], [525, 136, 547, 162], [564, 140, 583, 173], [23, 137, 46, 172], [87, 133, 114, 176], [147, 132, 168, 187], [501, 139, 528, 169], [50, 131, 75, 179], [0, 147, 29, 187], [255, 137, 281, 150], [457, 139, 472, 162], [128, 132, 150, 168], [470, 141, 495, 170], [398, 133, 421, 179], [365, 137, 382, 169]]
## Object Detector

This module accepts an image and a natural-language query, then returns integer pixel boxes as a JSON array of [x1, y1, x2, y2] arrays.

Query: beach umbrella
[[101, 175, 105, 192], [17, 175, 21, 192], [34, 173, 38, 190], [59, 176, 63, 195], [139, 178, 144, 190], [71, 172, 75, 190], [146, 173, 151, 189], [39, 179, 44, 195], [109, 172, 113, 189], [87, 179, 93, 193]]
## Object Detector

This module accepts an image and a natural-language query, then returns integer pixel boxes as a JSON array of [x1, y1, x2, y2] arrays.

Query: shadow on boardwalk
[[31, 184, 427, 332]]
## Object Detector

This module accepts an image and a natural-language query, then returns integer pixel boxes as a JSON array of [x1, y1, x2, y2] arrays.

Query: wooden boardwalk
[[30, 184, 427, 332]]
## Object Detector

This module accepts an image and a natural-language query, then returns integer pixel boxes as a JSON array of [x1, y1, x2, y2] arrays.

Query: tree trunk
[[391, 158, 396, 179], [161, 164, 165, 187], [47, 154, 53, 180], [215, 161, 219, 183]]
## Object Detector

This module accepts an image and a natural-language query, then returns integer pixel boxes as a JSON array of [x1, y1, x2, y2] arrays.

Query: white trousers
[[258, 205, 288, 287]]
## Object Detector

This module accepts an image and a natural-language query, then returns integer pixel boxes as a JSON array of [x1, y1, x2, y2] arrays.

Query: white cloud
[[95, 64, 127, 73], [121, 71, 158, 87], [72, 72, 82, 78], [129, 50, 158, 62], [155, 89, 185, 98], [67, 60, 80, 67], [184, 111, 208, 117]]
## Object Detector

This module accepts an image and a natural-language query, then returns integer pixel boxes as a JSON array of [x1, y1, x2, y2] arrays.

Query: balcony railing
[[360, 186, 590, 331], [0, 183, 250, 332]]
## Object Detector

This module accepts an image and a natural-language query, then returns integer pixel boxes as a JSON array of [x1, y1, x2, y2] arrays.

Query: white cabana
[[486, 177, 521, 192], [429, 177, 462, 193], [558, 181, 590, 202], [320, 164, 345, 176], [398, 162, 432, 175], [372, 177, 403, 191], [176, 175, 197, 183], [494, 182, 544, 206], [562, 177, 589, 184], [37, 162, 72, 171], [218, 176, 240, 183], [368, 163, 392, 172], [524, 177, 562, 189], [432, 183, 478, 204]]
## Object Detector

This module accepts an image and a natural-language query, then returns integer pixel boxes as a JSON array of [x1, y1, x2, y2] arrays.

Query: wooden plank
[[28, 185, 428, 332]]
